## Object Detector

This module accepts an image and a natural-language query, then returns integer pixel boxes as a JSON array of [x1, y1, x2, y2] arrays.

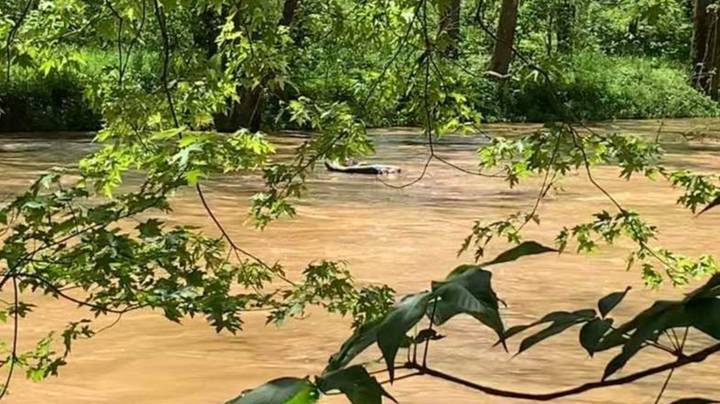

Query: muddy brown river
[[1, 119, 719, 403]]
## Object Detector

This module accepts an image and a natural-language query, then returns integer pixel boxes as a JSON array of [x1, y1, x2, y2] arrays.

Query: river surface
[[1, 119, 720, 403]]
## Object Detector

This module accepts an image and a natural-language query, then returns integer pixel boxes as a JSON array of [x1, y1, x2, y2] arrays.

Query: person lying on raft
[[324, 159, 401, 175]]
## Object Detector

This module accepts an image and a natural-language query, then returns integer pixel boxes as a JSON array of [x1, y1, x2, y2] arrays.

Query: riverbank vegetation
[[2, 0, 720, 403], [2, 1, 720, 132]]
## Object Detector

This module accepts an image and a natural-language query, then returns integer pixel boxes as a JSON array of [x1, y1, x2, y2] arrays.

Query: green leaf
[[600, 301, 689, 380], [480, 241, 557, 267], [598, 287, 631, 318], [685, 273, 720, 302], [684, 298, 720, 339], [509, 310, 596, 354], [318, 366, 396, 404], [670, 399, 719, 404], [151, 127, 185, 140], [136, 219, 163, 238], [413, 328, 444, 344], [431, 267, 504, 342], [579, 318, 613, 357], [377, 292, 431, 381], [326, 318, 383, 373], [698, 194, 720, 215], [227, 377, 318, 404], [595, 301, 677, 352]]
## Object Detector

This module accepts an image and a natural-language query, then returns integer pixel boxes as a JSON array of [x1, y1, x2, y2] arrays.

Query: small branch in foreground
[[653, 367, 674, 404], [194, 183, 296, 286], [395, 341, 720, 401], [16, 273, 140, 315], [5, 0, 34, 83], [0, 277, 20, 400]]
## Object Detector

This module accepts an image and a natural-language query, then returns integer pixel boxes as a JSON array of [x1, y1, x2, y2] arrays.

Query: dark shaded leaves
[[377, 292, 431, 381], [326, 318, 383, 372], [579, 318, 613, 356], [413, 328, 444, 344], [318, 366, 396, 404], [598, 301, 689, 380], [480, 241, 557, 267], [431, 268, 504, 342], [698, 195, 720, 215], [670, 398, 719, 404], [598, 287, 631, 318], [504, 310, 596, 354]]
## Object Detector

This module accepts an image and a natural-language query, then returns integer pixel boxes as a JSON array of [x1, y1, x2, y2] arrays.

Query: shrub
[[0, 71, 101, 132], [506, 53, 720, 122]]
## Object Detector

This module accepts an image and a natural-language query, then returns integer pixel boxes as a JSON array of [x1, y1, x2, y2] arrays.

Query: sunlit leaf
[[227, 377, 318, 404]]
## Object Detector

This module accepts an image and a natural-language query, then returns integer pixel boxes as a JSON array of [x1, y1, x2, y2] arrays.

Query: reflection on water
[[1, 119, 720, 403]]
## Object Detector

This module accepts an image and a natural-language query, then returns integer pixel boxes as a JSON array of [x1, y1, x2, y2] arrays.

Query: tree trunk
[[488, 0, 519, 77], [438, 0, 462, 58], [216, 0, 300, 132], [692, 0, 714, 91], [708, 9, 720, 99], [281, 0, 299, 27], [556, 0, 574, 54], [193, 9, 220, 58]]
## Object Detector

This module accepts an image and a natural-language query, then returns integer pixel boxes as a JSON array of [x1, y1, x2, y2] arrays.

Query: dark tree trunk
[[215, 87, 266, 133], [692, 0, 714, 91], [545, 14, 553, 57], [193, 9, 220, 58], [708, 11, 720, 99], [438, 0, 462, 58], [281, 0, 299, 26], [556, 0, 574, 54], [216, 0, 300, 132], [488, 0, 519, 77]]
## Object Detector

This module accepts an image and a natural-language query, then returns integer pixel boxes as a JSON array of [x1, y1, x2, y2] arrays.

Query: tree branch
[[401, 342, 720, 401]]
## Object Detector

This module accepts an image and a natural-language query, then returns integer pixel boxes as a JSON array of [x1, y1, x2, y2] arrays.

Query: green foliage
[[479, 240, 557, 267], [325, 265, 504, 378], [227, 377, 318, 404], [667, 170, 720, 213], [507, 54, 719, 121], [240, 263, 720, 403], [377, 292, 432, 379], [317, 366, 394, 404], [0, 70, 100, 131], [0, 170, 393, 384], [268, 261, 395, 327], [231, 366, 395, 404], [2, 0, 716, 133], [598, 287, 631, 318], [4, 0, 720, 402]]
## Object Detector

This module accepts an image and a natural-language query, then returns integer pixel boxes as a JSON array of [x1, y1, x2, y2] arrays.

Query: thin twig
[[5, 0, 34, 82], [16, 273, 139, 315], [653, 367, 674, 404], [0, 277, 19, 400], [422, 299, 437, 367]]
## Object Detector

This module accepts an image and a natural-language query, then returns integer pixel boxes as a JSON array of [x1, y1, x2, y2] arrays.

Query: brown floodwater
[[1, 119, 720, 403]]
